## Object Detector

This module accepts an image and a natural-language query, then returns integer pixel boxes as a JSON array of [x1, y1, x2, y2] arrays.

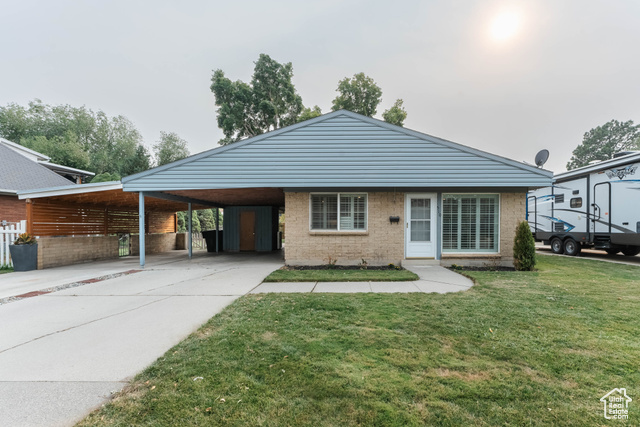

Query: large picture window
[[310, 193, 367, 231], [442, 194, 499, 252]]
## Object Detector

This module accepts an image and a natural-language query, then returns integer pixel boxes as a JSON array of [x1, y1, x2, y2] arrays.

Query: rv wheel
[[550, 238, 564, 254], [621, 247, 640, 257], [563, 238, 581, 256], [605, 248, 620, 255]]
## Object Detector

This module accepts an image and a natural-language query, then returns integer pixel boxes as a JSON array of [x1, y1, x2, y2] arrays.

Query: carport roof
[[17, 181, 284, 209], [122, 110, 553, 192], [16, 181, 211, 211]]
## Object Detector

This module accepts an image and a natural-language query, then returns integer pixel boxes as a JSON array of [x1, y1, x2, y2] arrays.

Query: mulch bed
[[448, 266, 516, 272], [282, 264, 403, 271]]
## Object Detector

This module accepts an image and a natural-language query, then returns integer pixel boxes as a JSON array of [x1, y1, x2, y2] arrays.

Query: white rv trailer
[[527, 151, 640, 256]]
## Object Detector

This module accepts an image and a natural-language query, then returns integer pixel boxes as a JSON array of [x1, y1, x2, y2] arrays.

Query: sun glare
[[490, 11, 521, 42]]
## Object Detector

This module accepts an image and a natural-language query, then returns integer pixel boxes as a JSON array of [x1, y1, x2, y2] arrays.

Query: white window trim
[[309, 192, 368, 232], [440, 193, 501, 254]]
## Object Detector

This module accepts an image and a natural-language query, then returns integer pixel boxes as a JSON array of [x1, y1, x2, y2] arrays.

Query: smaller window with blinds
[[310, 193, 367, 231], [570, 197, 582, 208]]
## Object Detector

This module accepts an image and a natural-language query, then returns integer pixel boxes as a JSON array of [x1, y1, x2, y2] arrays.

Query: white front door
[[405, 193, 437, 258]]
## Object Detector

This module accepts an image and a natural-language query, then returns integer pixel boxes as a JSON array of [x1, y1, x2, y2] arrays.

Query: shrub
[[13, 233, 37, 245], [513, 221, 536, 271]]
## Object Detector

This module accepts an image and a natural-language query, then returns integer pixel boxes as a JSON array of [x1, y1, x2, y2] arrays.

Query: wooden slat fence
[[30, 202, 176, 236]]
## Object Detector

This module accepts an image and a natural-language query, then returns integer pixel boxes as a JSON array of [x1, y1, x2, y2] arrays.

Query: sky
[[1, 0, 639, 174]]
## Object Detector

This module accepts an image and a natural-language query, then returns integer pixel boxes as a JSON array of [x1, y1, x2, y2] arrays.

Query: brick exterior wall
[[286, 191, 525, 267], [0, 195, 26, 223], [36, 233, 184, 269], [37, 235, 119, 270], [284, 192, 405, 265], [131, 233, 182, 255]]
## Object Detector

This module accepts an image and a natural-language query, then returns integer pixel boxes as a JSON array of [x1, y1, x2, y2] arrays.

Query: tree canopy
[[0, 100, 152, 180], [382, 99, 408, 127], [297, 105, 322, 123], [154, 131, 190, 166], [567, 119, 640, 170], [210, 56, 410, 141], [210, 54, 304, 144], [331, 73, 383, 117]]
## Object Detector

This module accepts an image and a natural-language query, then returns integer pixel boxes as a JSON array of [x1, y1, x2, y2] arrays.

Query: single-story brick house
[[123, 110, 552, 267]]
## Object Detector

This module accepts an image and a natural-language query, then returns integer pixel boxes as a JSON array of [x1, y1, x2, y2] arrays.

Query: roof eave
[[17, 181, 122, 200], [38, 161, 96, 176]]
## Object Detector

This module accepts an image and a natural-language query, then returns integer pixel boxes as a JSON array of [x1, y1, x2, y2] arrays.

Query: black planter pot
[[9, 244, 38, 271]]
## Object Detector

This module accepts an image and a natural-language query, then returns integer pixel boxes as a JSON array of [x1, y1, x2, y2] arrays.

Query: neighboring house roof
[[0, 138, 94, 179], [0, 143, 73, 194], [123, 110, 552, 191], [0, 137, 50, 162]]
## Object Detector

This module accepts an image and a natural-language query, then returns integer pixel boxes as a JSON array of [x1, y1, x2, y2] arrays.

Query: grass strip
[[263, 268, 419, 282]]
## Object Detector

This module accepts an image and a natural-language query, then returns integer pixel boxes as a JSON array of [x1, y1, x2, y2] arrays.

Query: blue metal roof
[[122, 110, 552, 191]]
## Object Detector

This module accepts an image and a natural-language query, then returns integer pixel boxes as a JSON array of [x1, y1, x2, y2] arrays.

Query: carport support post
[[215, 208, 219, 253], [138, 191, 145, 267], [188, 203, 192, 259]]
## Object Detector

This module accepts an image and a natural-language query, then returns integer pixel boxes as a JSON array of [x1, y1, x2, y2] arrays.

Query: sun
[[489, 10, 521, 42]]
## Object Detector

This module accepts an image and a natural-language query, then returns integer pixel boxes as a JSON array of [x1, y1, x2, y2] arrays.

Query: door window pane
[[411, 220, 430, 241], [410, 198, 431, 241], [411, 199, 430, 220]]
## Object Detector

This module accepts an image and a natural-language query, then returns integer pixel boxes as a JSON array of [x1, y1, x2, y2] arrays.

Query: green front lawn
[[78, 255, 640, 426], [0, 266, 13, 274], [263, 268, 419, 282]]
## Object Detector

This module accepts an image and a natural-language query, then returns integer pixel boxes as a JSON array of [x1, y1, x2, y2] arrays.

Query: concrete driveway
[[0, 250, 283, 427]]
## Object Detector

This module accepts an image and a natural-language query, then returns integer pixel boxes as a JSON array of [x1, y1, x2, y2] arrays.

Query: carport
[[17, 181, 213, 269], [129, 187, 284, 266]]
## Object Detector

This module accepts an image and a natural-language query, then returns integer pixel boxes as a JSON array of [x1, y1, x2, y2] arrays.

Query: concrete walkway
[[251, 264, 473, 294], [0, 252, 472, 426]]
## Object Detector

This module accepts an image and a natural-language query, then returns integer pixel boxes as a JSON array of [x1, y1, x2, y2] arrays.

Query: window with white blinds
[[442, 194, 499, 252], [310, 194, 367, 230]]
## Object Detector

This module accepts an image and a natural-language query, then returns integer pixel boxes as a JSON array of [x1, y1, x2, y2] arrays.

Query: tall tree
[[297, 105, 322, 123], [197, 209, 216, 231], [90, 113, 150, 177], [0, 100, 151, 178], [331, 73, 382, 117], [382, 99, 408, 127], [210, 54, 303, 144], [154, 131, 190, 166], [567, 120, 640, 170], [21, 132, 91, 170], [251, 54, 303, 130]]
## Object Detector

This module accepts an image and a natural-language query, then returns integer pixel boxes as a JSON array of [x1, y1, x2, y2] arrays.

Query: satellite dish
[[535, 149, 549, 168]]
